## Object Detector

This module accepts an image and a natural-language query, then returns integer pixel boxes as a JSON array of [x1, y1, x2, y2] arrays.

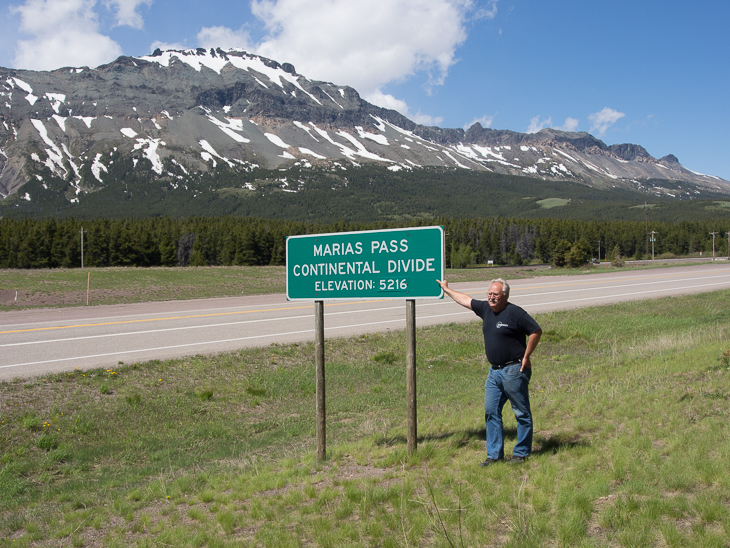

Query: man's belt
[[490, 360, 521, 370]]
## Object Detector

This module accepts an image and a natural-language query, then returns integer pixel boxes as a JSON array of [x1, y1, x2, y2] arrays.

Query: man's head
[[487, 278, 509, 312]]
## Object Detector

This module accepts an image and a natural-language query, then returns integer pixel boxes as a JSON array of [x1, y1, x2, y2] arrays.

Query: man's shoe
[[479, 458, 500, 467], [507, 456, 527, 464]]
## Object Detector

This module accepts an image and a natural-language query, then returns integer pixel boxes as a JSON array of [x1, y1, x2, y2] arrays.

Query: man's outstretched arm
[[437, 279, 474, 310]]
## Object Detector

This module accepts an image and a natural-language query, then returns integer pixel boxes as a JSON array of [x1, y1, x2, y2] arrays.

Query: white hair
[[490, 278, 510, 298]]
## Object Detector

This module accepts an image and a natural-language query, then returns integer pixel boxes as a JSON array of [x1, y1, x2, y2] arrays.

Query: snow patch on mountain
[[299, 147, 326, 160], [336, 130, 390, 162], [356, 126, 389, 146], [140, 49, 323, 105], [30, 119, 67, 177], [442, 150, 470, 169], [265, 133, 291, 148], [74, 116, 95, 128], [293, 121, 319, 142], [199, 139, 234, 168], [45, 93, 66, 113], [133, 138, 165, 174], [91, 153, 108, 182], [52, 115, 67, 132], [207, 114, 250, 143], [555, 149, 578, 163], [7, 77, 38, 105]]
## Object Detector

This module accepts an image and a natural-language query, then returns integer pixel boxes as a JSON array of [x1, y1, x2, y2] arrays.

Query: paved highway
[[2, 263, 730, 380]]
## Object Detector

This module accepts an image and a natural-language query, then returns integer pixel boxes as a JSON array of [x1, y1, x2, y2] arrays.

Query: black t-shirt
[[472, 300, 541, 366]]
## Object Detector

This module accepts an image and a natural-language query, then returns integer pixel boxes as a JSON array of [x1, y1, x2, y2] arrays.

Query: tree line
[[0, 216, 728, 269]]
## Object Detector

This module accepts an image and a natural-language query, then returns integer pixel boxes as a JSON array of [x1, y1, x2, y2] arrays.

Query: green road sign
[[287, 226, 444, 300]]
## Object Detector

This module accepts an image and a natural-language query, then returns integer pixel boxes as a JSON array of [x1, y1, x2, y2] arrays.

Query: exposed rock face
[[660, 154, 680, 165], [608, 143, 651, 161], [0, 48, 727, 205]]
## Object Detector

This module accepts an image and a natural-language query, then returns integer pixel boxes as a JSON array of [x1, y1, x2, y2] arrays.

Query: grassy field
[[1, 288, 729, 547], [0, 266, 287, 310], [0, 261, 707, 311]]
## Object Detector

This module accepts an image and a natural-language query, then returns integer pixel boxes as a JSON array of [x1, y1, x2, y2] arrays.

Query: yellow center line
[[0, 299, 394, 335], [3, 267, 729, 334]]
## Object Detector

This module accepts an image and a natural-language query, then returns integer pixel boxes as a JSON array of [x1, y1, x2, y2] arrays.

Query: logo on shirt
[[496, 321, 509, 329]]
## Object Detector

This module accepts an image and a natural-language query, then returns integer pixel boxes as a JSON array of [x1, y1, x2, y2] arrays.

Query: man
[[437, 278, 542, 466]]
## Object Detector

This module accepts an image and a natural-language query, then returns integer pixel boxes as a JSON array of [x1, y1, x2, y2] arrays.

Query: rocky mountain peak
[[0, 48, 727, 208], [660, 154, 680, 165]]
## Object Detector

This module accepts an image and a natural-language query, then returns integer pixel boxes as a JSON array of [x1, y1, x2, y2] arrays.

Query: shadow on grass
[[374, 427, 488, 447], [532, 432, 591, 455], [375, 426, 590, 455]]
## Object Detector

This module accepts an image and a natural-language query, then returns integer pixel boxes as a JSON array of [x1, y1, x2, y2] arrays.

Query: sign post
[[315, 300, 325, 461], [406, 299, 417, 454], [287, 226, 444, 459]]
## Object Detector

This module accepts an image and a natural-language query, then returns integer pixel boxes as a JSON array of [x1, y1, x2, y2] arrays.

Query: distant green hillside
[[3, 164, 730, 223]]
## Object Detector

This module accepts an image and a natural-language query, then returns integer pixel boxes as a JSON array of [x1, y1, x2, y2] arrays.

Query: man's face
[[487, 283, 507, 312]]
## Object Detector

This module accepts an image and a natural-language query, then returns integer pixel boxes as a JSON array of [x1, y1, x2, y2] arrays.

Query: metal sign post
[[287, 227, 444, 460]]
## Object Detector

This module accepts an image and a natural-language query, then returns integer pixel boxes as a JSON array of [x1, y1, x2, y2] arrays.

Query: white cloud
[[556, 117, 579, 132], [364, 90, 443, 126], [103, 0, 152, 29], [363, 90, 410, 115], [198, 0, 490, 124], [250, 0, 471, 91], [473, 0, 498, 20], [197, 26, 253, 50], [526, 115, 551, 134], [409, 111, 444, 127], [150, 40, 187, 53], [10, 0, 125, 70], [588, 107, 625, 136], [526, 115, 579, 133], [464, 115, 494, 130]]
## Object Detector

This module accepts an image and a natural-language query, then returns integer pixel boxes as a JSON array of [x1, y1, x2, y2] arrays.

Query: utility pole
[[597, 240, 601, 265], [80, 227, 86, 268], [650, 231, 657, 261], [645, 202, 649, 258], [710, 231, 718, 261]]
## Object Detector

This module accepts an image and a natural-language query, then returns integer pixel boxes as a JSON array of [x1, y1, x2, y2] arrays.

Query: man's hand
[[520, 330, 542, 372], [437, 279, 473, 310]]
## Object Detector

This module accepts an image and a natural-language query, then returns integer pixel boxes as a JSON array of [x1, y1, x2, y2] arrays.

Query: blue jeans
[[485, 364, 532, 460]]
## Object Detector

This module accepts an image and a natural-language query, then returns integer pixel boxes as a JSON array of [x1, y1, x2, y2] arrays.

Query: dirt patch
[[0, 290, 22, 304]]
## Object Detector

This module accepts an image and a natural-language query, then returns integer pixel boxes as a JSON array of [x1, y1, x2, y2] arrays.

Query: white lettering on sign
[[313, 241, 363, 256], [287, 226, 444, 300], [371, 239, 408, 253], [315, 279, 375, 291], [292, 261, 381, 277], [387, 258, 435, 273]]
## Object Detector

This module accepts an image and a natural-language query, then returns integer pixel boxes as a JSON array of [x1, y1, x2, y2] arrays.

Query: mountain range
[[1, 47, 729, 218]]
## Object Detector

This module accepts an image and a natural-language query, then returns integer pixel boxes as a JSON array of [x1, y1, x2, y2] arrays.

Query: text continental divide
[[292, 258, 436, 277]]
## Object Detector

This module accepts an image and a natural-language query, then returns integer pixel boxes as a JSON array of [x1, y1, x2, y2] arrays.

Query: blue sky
[[1, 0, 729, 180]]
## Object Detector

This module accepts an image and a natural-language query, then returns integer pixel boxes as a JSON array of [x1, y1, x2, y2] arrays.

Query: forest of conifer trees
[[0, 216, 728, 269]]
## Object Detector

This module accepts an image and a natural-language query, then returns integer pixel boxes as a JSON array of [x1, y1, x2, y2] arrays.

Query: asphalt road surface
[[2, 263, 730, 380]]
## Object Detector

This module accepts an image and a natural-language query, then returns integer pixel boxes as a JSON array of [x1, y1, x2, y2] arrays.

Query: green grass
[[536, 198, 570, 209], [0, 266, 286, 310], [1, 289, 730, 546]]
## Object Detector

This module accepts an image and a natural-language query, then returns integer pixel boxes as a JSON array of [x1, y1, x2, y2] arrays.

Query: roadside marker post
[[286, 226, 445, 459]]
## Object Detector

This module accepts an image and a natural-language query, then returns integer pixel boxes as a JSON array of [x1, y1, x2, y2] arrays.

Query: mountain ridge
[[1, 47, 728, 213]]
